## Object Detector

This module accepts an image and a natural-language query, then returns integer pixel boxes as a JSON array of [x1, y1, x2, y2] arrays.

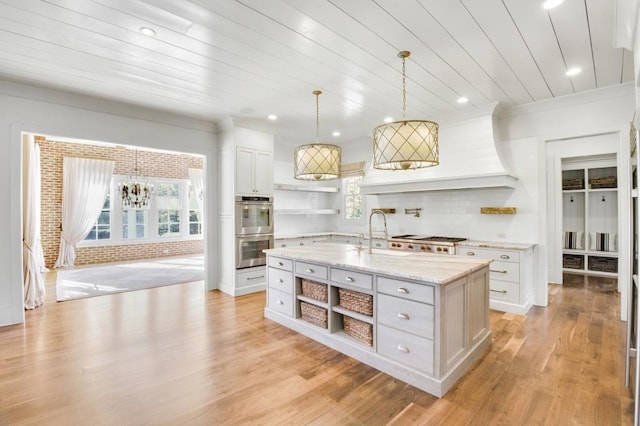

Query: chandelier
[[294, 90, 341, 180], [372, 51, 439, 170], [120, 149, 153, 209]]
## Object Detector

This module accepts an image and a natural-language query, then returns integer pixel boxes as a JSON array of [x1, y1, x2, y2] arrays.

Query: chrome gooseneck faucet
[[369, 209, 388, 254]]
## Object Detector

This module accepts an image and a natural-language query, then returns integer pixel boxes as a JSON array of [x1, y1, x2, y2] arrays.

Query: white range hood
[[360, 103, 517, 194]]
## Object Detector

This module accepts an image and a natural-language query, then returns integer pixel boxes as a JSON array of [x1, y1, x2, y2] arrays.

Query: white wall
[[0, 81, 218, 326]]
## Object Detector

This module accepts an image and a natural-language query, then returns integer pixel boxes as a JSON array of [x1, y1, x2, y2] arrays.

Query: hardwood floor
[[0, 272, 634, 425]]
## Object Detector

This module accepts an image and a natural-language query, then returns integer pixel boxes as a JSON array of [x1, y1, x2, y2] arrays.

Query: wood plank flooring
[[0, 272, 634, 425]]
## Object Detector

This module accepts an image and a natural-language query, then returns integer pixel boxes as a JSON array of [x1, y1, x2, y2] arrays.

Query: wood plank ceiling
[[0, 0, 633, 144]]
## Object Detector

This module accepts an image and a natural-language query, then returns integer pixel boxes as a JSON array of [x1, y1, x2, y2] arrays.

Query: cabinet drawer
[[377, 324, 434, 375], [268, 256, 293, 271], [236, 268, 266, 289], [377, 294, 434, 339], [489, 261, 519, 283], [330, 268, 373, 291], [490, 280, 520, 303], [295, 261, 328, 280], [377, 276, 435, 305], [268, 267, 293, 294], [460, 247, 519, 263], [268, 288, 293, 317]]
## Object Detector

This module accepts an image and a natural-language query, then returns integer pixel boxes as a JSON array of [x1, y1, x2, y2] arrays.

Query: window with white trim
[[188, 183, 203, 236], [343, 176, 363, 220], [84, 195, 111, 241]]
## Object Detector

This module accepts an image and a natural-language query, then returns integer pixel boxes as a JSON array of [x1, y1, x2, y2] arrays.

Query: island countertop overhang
[[264, 242, 491, 285]]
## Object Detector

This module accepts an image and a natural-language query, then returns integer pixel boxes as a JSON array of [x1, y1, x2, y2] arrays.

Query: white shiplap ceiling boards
[[0, 0, 633, 145]]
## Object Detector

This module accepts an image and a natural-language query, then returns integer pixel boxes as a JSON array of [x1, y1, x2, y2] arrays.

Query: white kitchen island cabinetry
[[264, 243, 491, 397], [458, 242, 535, 315]]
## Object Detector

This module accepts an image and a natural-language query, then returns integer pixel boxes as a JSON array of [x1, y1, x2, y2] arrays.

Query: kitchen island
[[263, 243, 492, 397]]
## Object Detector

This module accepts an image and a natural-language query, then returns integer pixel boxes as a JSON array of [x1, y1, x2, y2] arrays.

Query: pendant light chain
[[402, 54, 407, 121], [316, 91, 320, 142]]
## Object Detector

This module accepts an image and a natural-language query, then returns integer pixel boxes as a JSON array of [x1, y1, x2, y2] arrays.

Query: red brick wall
[[38, 136, 204, 268]]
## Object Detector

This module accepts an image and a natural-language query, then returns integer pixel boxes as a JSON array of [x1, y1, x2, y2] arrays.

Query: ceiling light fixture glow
[[457, 96, 468, 104], [139, 27, 156, 37], [542, 0, 564, 10], [383, 117, 393, 123], [566, 67, 582, 76], [332, 131, 340, 137], [268, 114, 278, 120]]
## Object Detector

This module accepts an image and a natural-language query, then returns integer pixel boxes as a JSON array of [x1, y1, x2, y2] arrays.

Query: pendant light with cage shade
[[294, 90, 341, 180], [372, 51, 439, 170]]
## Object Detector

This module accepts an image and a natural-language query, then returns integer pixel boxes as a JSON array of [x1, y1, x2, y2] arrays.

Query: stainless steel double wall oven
[[235, 195, 273, 269]]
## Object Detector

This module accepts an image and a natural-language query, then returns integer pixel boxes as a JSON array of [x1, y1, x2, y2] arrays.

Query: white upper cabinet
[[235, 147, 274, 196]]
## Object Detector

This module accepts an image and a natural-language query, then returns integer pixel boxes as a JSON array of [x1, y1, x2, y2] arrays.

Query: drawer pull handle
[[490, 269, 507, 274], [500, 255, 510, 260], [276, 299, 284, 305], [247, 275, 264, 280], [306, 268, 314, 273], [397, 287, 409, 294], [397, 313, 410, 320], [397, 345, 410, 353], [490, 289, 508, 294], [345, 276, 354, 282], [277, 278, 284, 283], [466, 251, 475, 256], [277, 261, 284, 266], [376, 243, 382, 247]]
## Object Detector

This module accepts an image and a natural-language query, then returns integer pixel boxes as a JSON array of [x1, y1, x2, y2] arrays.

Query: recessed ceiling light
[[332, 131, 340, 137], [384, 117, 393, 123], [565, 67, 582, 77], [457, 96, 468, 104], [268, 114, 278, 120], [139, 27, 156, 37], [542, 0, 564, 10]]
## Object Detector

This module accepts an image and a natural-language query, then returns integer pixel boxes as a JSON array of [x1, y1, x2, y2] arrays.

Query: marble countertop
[[275, 233, 535, 251], [265, 243, 491, 285]]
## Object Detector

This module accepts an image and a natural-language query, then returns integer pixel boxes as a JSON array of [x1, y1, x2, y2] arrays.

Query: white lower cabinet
[[458, 245, 534, 315], [264, 253, 491, 397]]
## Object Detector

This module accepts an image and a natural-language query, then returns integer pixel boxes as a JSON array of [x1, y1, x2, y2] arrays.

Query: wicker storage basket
[[301, 279, 328, 303], [338, 288, 373, 316], [343, 316, 373, 346], [300, 302, 328, 329], [590, 176, 616, 189], [588, 256, 618, 273], [562, 178, 584, 190], [563, 254, 584, 270]]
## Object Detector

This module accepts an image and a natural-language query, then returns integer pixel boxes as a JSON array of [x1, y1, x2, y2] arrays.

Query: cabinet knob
[[281, 244, 287, 247], [306, 268, 314, 273], [397, 313, 410, 320], [397, 287, 409, 294], [500, 254, 510, 260], [376, 243, 381, 247], [276, 299, 284, 305], [466, 251, 475, 256], [397, 345, 410, 353], [345, 276, 354, 282], [277, 278, 284, 283], [277, 261, 284, 266], [300, 242, 305, 246]]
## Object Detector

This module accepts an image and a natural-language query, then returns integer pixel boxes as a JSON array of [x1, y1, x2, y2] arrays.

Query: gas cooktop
[[390, 235, 467, 243]]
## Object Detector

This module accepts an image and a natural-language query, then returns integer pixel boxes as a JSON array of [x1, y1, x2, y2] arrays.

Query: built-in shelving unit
[[274, 183, 339, 193], [273, 182, 341, 216], [561, 157, 618, 278]]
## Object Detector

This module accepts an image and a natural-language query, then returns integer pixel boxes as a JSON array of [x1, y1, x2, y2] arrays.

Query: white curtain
[[22, 134, 46, 309], [188, 168, 205, 212], [54, 157, 115, 268]]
